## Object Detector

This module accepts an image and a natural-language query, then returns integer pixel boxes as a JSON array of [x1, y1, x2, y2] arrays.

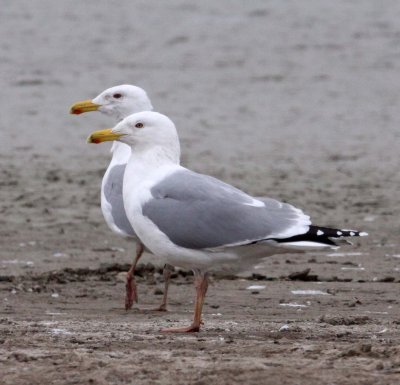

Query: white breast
[[100, 142, 134, 238]]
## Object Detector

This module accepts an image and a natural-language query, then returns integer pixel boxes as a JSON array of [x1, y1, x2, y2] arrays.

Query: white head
[[87, 111, 180, 163], [70, 84, 153, 121]]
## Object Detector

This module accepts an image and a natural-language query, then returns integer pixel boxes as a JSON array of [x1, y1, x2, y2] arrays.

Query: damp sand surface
[[1, 1, 400, 384]]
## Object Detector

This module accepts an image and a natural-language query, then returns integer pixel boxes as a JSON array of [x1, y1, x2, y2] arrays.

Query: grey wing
[[142, 170, 310, 249], [103, 164, 136, 237]]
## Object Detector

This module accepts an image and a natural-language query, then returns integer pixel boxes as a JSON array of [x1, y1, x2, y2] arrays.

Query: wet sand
[[1, 1, 400, 384]]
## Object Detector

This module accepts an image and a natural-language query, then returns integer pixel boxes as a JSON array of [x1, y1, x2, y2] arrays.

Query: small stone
[[347, 298, 362, 307], [145, 263, 155, 272], [279, 324, 289, 332], [288, 268, 310, 280], [252, 273, 266, 280], [116, 272, 127, 282], [378, 276, 395, 282], [360, 344, 372, 353]]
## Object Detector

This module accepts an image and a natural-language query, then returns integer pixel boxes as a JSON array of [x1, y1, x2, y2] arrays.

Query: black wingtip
[[271, 225, 368, 247]]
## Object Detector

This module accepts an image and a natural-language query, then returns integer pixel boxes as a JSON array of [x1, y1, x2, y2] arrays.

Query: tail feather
[[270, 225, 368, 248]]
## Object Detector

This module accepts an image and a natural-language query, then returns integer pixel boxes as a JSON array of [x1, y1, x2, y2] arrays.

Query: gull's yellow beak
[[87, 129, 122, 144], [70, 99, 101, 115]]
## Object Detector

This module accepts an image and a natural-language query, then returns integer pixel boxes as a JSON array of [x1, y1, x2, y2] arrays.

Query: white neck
[[124, 143, 180, 190], [129, 144, 180, 170], [110, 141, 131, 165], [122, 144, 181, 217]]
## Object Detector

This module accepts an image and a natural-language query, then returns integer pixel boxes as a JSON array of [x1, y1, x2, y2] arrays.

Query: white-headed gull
[[70, 86, 174, 311], [87, 111, 367, 333]]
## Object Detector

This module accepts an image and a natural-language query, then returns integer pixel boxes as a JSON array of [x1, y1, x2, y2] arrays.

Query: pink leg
[[161, 271, 208, 333], [154, 264, 174, 312], [125, 242, 144, 310]]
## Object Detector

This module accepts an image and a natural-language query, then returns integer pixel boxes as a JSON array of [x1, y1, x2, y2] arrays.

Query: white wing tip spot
[[337, 231, 342, 236], [359, 232, 368, 236], [317, 230, 324, 236], [350, 231, 355, 236]]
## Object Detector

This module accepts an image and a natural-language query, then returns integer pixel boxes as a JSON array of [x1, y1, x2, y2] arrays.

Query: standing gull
[[87, 111, 368, 333], [70, 85, 173, 311]]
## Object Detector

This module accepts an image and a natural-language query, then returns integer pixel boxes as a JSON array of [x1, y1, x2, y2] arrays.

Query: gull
[[70, 85, 174, 311], [87, 111, 368, 333]]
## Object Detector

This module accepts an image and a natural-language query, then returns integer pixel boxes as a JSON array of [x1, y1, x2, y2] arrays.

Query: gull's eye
[[113, 93, 122, 99], [135, 122, 144, 128]]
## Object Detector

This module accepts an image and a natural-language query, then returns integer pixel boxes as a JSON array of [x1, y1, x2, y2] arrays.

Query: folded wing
[[142, 169, 311, 249]]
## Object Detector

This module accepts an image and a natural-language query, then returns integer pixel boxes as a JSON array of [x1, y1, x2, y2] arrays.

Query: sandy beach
[[1, 1, 400, 384]]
